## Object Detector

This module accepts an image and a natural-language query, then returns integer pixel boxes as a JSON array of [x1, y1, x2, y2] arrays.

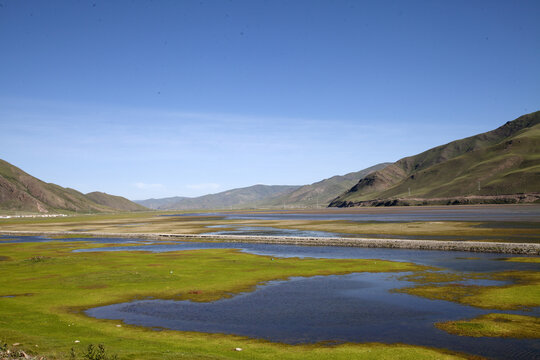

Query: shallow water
[[163, 206, 540, 222], [76, 238, 540, 358], [203, 224, 537, 242], [87, 272, 540, 360], [206, 225, 342, 238], [3, 235, 540, 359], [74, 240, 540, 272]]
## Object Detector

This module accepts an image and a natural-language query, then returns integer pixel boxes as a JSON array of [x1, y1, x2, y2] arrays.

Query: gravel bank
[[1, 231, 539, 255]]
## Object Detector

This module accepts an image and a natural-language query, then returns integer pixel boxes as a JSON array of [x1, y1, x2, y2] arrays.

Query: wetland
[[0, 206, 539, 359], [0, 234, 539, 359]]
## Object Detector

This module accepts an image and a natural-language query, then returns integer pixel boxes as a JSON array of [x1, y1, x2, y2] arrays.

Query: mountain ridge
[[0, 159, 147, 213], [135, 163, 390, 210], [330, 111, 540, 207], [256, 163, 390, 208], [135, 184, 300, 210]]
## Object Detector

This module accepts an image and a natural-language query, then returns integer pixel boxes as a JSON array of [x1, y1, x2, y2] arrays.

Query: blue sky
[[1, 0, 539, 200]]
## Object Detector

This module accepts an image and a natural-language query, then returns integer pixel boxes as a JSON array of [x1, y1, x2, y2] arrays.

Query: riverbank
[[2, 230, 539, 255], [1, 240, 471, 360]]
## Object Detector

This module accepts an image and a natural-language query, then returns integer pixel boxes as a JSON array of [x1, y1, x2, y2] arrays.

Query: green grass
[[394, 270, 540, 310], [396, 271, 488, 284], [333, 115, 540, 203], [436, 313, 540, 338], [501, 257, 540, 263], [0, 209, 540, 243], [0, 240, 473, 359], [2, 209, 539, 243]]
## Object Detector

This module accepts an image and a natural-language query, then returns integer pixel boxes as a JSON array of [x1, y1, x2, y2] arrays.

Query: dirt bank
[[1, 231, 539, 255]]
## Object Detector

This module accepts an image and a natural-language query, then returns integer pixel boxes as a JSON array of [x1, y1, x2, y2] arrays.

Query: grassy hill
[[330, 111, 540, 207], [85, 191, 148, 211], [0, 159, 147, 213], [136, 164, 390, 210], [135, 184, 300, 210], [257, 163, 390, 208]]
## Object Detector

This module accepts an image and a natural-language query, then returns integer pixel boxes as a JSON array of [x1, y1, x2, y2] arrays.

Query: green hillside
[[330, 111, 540, 206], [135, 184, 300, 210], [258, 163, 390, 208], [0, 159, 146, 213], [136, 164, 389, 210], [85, 191, 148, 211]]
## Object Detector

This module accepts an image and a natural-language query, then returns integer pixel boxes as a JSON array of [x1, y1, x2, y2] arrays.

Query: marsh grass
[[1, 211, 539, 243], [395, 269, 540, 310], [501, 257, 540, 263], [436, 313, 540, 338], [396, 271, 489, 284], [0, 240, 474, 359]]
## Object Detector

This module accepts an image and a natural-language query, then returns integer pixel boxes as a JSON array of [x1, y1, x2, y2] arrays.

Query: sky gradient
[[1, 0, 539, 200]]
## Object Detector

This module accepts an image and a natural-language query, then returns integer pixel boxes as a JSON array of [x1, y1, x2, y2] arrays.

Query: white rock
[[74, 340, 80, 343], [234, 347, 243, 351]]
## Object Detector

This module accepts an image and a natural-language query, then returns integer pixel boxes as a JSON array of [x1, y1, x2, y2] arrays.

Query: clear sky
[[1, 0, 539, 200]]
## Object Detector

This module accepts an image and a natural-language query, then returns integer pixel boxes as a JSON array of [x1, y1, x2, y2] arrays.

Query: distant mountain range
[[135, 185, 300, 210], [255, 163, 390, 208], [330, 111, 540, 207], [135, 164, 390, 210], [0, 159, 147, 213], [2, 111, 538, 213]]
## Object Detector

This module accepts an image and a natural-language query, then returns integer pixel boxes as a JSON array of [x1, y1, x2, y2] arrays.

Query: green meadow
[[395, 270, 540, 310], [1, 211, 538, 358], [0, 239, 476, 360], [1, 210, 539, 243], [436, 313, 540, 338], [394, 265, 540, 339]]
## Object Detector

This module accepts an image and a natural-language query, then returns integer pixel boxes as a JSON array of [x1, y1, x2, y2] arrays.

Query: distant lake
[[161, 205, 540, 222]]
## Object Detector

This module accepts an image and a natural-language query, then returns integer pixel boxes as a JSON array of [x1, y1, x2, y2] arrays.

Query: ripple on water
[[86, 272, 540, 360]]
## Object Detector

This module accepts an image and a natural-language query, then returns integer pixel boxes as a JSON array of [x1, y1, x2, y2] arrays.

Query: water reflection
[[86, 272, 540, 360]]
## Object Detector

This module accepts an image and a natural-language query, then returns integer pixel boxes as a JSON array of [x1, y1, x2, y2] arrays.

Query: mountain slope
[[0, 159, 146, 213], [135, 184, 300, 210], [258, 163, 390, 208], [330, 111, 540, 206], [85, 191, 148, 211]]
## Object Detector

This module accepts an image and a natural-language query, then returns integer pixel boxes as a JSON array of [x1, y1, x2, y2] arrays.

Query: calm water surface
[[2, 235, 539, 359], [162, 206, 540, 222], [203, 224, 537, 242], [75, 238, 540, 359], [166, 206, 540, 241], [74, 240, 539, 272], [87, 273, 539, 360]]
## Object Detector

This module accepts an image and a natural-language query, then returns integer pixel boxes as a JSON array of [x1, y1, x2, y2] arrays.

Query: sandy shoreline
[[1, 230, 539, 255]]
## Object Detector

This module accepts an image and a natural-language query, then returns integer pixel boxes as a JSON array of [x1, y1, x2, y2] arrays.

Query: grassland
[[330, 113, 540, 206], [436, 313, 540, 338], [393, 269, 540, 340], [1, 209, 539, 243], [0, 239, 478, 360], [394, 270, 540, 310], [1, 208, 538, 357]]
